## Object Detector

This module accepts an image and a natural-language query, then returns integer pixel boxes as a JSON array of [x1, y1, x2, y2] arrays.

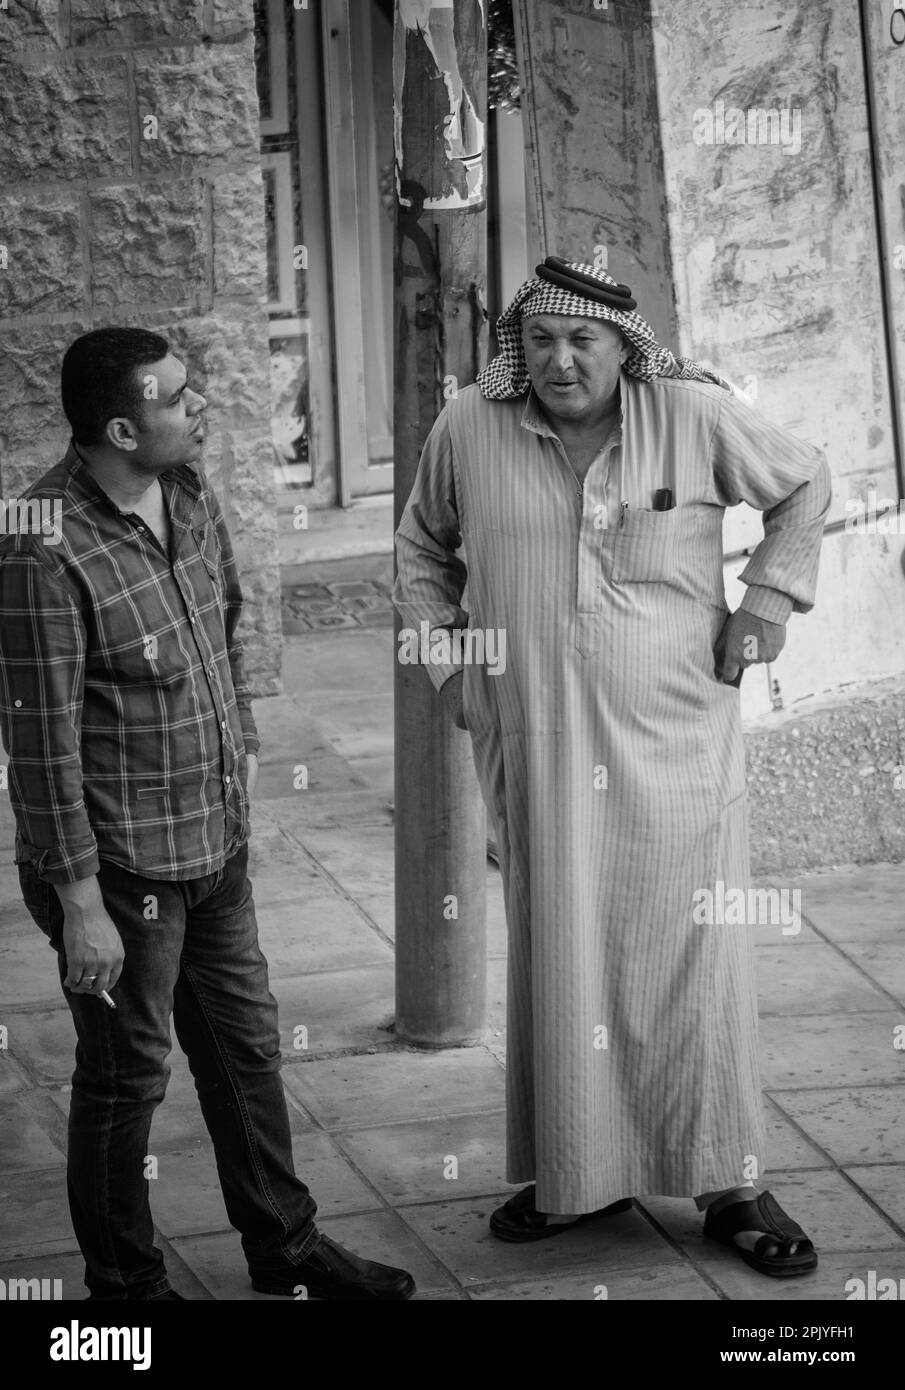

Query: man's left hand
[[245, 752, 259, 800], [714, 610, 786, 685]]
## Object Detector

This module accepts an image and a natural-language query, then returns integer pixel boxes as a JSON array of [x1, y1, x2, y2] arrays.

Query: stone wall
[[0, 0, 281, 695]]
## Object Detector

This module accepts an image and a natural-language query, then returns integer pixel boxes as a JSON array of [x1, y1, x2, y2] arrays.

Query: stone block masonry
[[0, 0, 281, 695]]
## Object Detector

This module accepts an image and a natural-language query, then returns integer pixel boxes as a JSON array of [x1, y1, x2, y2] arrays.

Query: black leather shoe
[[250, 1234, 416, 1300]]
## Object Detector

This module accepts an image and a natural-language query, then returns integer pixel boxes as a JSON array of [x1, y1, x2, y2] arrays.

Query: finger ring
[[84, 975, 98, 984]]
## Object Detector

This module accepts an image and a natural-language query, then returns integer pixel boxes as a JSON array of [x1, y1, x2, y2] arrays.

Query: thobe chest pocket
[[611, 506, 680, 584], [610, 503, 726, 607]]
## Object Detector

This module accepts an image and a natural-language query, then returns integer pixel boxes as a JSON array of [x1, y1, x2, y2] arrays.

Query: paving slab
[[837, 942, 905, 1007], [5, 1007, 74, 1087], [347, 890, 394, 940], [0, 1098, 66, 1174], [280, 1047, 506, 1130], [148, 1146, 231, 1238], [254, 894, 392, 975], [254, 789, 393, 832], [345, 753, 394, 796], [283, 825, 395, 914], [312, 692, 394, 767], [755, 944, 894, 1015], [751, 915, 819, 946], [247, 863, 336, 913], [247, 814, 328, 877], [467, 1264, 720, 1300], [774, 1086, 905, 1166], [149, 1132, 381, 1240], [272, 965, 395, 1055], [791, 864, 905, 944], [400, 1196, 683, 1287], [0, 934, 63, 1009], [165, 1231, 282, 1301], [0, 1168, 79, 1259], [759, 1012, 905, 1090], [337, 1112, 510, 1205], [249, 694, 370, 796], [762, 1095, 833, 1171], [842, 1164, 905, 1233], [0, 878, 34, 937], [0, 1054, 30, 1100], [0, 1249, 87, 1302], [279, 627, 390, 701]]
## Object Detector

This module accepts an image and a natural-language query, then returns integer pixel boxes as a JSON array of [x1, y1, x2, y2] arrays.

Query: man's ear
[[105, 417, 139, 452], [619, 336, 630, 364]]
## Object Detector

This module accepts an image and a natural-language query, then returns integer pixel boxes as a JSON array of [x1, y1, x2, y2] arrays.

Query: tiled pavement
[[1, 557, 903, 1300], [280, 555, 395, 634]]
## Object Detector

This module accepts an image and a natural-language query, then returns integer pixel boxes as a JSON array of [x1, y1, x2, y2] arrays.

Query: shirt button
[[220, 720, 226, 730], [14, 699, 22, 708], [224, 775, 231, 785]]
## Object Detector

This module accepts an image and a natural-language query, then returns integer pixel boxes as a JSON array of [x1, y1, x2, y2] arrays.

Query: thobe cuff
[[738, 584, 794, 625]]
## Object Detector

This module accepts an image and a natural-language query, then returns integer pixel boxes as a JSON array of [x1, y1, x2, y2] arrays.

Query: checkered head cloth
[[476, 256, 727, 399]]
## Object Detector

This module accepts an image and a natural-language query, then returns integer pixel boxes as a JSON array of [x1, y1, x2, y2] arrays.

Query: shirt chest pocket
[[611, 507, 680, 584], [193, 521, 223, 585]]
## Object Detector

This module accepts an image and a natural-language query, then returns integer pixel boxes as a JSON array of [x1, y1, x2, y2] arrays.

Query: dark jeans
[[18, 842, 319, 1300]]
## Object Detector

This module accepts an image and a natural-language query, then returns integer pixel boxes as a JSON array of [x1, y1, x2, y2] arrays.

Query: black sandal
[[703, 1189, 817, 1277], [490, 1185, 632, 1243]]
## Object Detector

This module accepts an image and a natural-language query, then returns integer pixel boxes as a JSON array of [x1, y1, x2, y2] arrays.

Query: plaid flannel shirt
[[0, 444, 260, 884]]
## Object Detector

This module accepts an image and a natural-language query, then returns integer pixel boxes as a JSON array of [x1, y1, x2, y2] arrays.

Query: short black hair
[[61, 327, 170, 446]]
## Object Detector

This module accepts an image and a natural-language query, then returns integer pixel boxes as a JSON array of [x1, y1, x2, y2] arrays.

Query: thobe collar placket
[[520, 379, 629, 656]]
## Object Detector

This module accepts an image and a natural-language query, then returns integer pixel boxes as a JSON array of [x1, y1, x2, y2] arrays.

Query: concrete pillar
[[392, 0, 488, 1047]]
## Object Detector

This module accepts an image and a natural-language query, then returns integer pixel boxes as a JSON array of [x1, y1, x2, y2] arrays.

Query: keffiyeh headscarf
[[477, 256, 727, 399]]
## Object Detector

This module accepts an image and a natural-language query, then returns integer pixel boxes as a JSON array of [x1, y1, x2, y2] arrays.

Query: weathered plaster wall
[[0, 0, 281, 695], [653, 0, 905, 723]]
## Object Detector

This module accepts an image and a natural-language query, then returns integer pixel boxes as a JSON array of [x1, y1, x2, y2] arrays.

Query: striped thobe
[[394, 373, 831, 1214]]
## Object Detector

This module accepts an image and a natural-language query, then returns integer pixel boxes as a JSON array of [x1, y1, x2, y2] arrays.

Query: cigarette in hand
[[100, 990, 116, 1009]]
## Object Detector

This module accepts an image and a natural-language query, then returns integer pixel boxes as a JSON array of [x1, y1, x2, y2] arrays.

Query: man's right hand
[[439, 670, 468, 730], [54, 876, 125, 995]]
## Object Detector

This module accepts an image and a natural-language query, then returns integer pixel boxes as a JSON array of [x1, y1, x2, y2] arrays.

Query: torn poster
[[394, 0, 486, 210]]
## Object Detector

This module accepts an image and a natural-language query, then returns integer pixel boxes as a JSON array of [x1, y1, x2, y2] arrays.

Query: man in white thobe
[[394, 257, 831, 1277]]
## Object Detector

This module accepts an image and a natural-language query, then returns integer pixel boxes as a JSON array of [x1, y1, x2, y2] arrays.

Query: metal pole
[[392, 0, 488, 1047]]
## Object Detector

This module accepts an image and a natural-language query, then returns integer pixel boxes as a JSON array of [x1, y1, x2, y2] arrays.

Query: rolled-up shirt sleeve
[[0, 543, 100, 883], [393, 406, 470, 692], [711, 392, 832, 622]]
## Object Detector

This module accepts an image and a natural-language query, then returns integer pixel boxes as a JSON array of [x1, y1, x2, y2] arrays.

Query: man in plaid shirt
[[0, 327, 414, 1302]]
